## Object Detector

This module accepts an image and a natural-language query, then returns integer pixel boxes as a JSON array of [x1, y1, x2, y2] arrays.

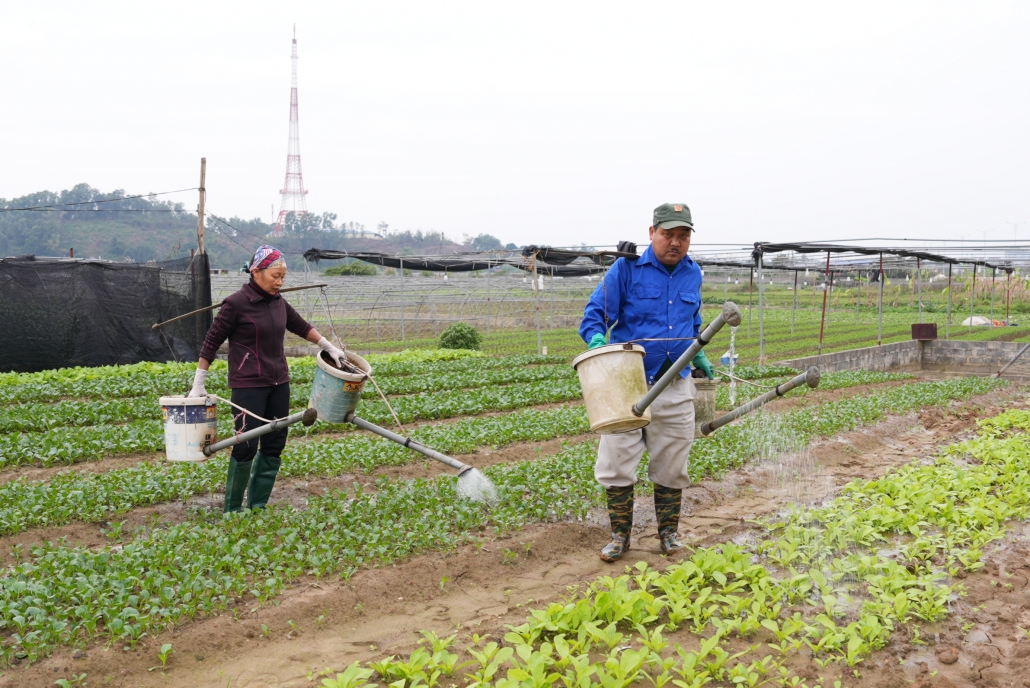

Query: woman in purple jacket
[[188, 245, 346, 513]]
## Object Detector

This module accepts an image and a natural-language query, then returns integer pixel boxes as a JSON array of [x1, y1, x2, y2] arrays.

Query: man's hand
[[692, 351, 715, 380], [188, 367, 208, 398], [588, 333, 608, 350], [317, 337, 348, 368]]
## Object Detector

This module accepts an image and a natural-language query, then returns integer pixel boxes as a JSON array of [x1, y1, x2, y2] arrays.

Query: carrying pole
[[152, 283, 329, 330], [878, 253, 884, 345], [818, 251, 830, 354], [946, 263, 952, 338], [196, 158, 206, 255]]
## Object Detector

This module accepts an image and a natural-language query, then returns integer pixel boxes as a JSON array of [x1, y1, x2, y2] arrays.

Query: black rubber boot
[[224, 458, 251, 513], [600, 485, 634, 562], [654, 484, 685, 555], [246, 451, 282, 509]]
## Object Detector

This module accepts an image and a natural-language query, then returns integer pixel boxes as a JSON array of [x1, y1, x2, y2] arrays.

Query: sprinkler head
[[722, 302, 743, 327], [301, 407, 319, 427], [805, 366, 821, 389]]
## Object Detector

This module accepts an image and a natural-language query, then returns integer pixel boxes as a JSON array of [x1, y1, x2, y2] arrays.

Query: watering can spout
[[699, 366, 820, 436]]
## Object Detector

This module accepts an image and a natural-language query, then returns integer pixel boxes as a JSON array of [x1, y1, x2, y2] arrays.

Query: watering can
[[573, 301, 820, 435]]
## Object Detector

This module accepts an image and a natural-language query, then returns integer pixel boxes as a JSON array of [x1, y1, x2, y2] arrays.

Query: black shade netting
[[0, 254, 212, 372]]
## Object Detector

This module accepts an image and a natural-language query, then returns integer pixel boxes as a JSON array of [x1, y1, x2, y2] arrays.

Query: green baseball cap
[[652, 203, 694, 231]]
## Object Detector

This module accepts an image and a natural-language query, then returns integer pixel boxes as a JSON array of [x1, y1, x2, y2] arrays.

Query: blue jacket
[[579, 246, 703, 384]]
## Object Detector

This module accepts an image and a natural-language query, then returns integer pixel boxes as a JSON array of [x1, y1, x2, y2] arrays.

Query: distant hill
[[0, 184, 513, 270]]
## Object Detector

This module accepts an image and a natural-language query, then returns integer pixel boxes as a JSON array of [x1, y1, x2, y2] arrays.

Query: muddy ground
[[4, 384, 1030, 687]]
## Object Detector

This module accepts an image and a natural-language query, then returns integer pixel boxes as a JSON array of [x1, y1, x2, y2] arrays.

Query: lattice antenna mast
[[272, 25, 308, 236]]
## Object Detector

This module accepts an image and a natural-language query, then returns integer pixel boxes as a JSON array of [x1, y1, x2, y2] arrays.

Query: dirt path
[[10, 387, 1025, 688]]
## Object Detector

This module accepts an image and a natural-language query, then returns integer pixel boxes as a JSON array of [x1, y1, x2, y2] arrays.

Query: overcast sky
[[2, 2, 1028, 250]]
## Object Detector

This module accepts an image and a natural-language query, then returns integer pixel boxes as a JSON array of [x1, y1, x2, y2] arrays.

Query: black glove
[[616, 241, 638, 257]]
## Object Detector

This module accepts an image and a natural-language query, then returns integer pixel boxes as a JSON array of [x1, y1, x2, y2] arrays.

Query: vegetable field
[[0, 347, 1023, 687]]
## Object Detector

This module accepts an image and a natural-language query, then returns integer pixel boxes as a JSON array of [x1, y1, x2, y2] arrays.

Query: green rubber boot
[[600, 485, 634, 562], [224, 458, 251, 513], [654, 484, 685, 555], [246, 451, 282, 510]]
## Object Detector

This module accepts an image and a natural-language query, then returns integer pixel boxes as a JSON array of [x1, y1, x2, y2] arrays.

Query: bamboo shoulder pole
[[152, 283, 329, 330]]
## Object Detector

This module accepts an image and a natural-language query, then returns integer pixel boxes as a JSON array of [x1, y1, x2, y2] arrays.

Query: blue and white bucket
[[720, 351, 739, 366], [308, 350, 372, 423], [159, 395, 218, 462]]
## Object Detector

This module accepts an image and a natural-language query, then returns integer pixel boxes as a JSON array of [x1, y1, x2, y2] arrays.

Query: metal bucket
[[308, 350, 372, 423], [160, 395, 217, 462], [692, 379, 718, 438], [572, 343, 651, 434]]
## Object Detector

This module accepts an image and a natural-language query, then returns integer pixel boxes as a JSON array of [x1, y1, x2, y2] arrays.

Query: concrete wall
[[776, 340, 923, 374], [778, 338, 1030, 381]]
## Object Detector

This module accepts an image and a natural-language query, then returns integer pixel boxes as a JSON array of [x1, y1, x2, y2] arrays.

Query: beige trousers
[[595, 376, 695, 489]]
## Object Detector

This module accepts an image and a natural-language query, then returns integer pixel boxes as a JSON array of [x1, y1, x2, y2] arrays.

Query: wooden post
[[747, 268, 753, 337], [69, 248, 74, 259], [878, 253, 884, 345], [1007, 269, 1011, 324], [399, 258, 405, 341], [818, 251, 830, 354], [532, 258, 542, 354], [791, 269, 798, 334], [916, 258, 922, 323], [757, 252, 765, 364], [969, 264, 977, 333], [196, 158, 207, 254], [946, 263, 952, 339], [855, 270, 860, 319], [990, 266, 997, 326]]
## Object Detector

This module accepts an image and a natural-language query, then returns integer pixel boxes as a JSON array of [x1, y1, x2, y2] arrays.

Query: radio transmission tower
[[272, 25, 308, 236]]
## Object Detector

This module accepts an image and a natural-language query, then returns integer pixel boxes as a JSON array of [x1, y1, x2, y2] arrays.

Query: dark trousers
[[230, 383, 291, 463]]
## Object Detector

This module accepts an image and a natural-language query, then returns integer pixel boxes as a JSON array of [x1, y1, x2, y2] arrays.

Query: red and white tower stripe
[[272, 25, 309, 236]]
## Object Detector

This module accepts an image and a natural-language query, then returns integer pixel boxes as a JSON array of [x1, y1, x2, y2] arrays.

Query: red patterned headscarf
[[250, 245, 286, 271]]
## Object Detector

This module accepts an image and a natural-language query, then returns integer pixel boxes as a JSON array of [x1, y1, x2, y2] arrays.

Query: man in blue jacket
[[579, 202, 714, 562]]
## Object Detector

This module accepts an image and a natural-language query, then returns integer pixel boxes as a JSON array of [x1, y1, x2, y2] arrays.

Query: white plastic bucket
[[160, 395, 217, 462], [692, 379, 718, 438], [308, 351, 372, 423], [572, 343, 651, 434]]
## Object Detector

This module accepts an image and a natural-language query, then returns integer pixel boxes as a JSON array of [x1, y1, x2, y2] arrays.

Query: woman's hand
[[317, 337, 347, 368], [189, 367, 209, 397]]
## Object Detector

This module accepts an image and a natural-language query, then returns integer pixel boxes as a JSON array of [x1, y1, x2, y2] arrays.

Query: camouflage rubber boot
[[654, 484, 685, 555], [600, 485, 634, 562]]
